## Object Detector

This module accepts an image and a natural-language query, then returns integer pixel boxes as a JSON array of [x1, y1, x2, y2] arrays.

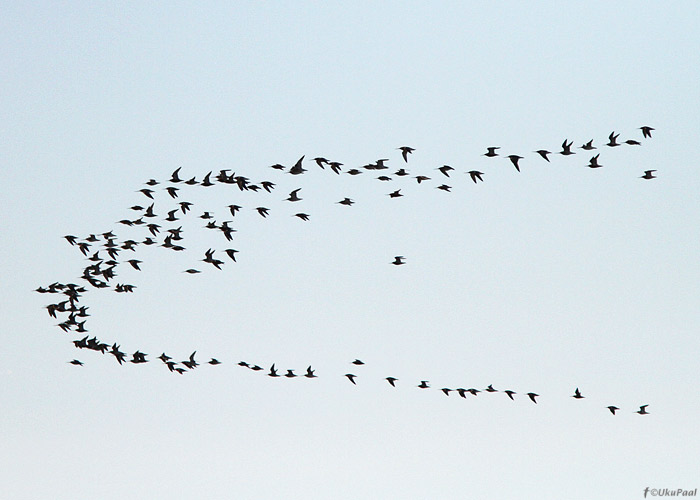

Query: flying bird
[[417, 381, 430, 389], [559, 139, 575, 156], [535, 150, 552, 162], [351, 359, 365, 365], [636, 405, 650, 415], [304, 366, 317, 378], [294, 213, 310, 221], [607, 406, 619, 415], [587, 154, 603, 168], [437, 165, 454, 177], [507, 155, 523, 172], [388, 189, 403, 198], [468, 171, 484, 183], [572, 388, 584, 399], [386, 377, 397, 387], [345, 373, 357, 385], [286, 188, 302, 202], [337, 198, 354, 206], [289, 156, 306, 175], [640, 126, 654, 139], [69, 359, 83, 366], [398, 146, 415, 162], [606, 131, 620, 147], [169, 167, 183, 183], [527, 392, 539, 404], [504, 390, 516, 400], [392, 256, 405, 265], [641, 170, 657, 179], [268, 364, 280, 377], [579, 140, 596, 150], [256, 207, 270, 218], [483, 147, 500, 157]]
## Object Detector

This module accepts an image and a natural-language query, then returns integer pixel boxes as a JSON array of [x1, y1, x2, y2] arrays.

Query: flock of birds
[[38, 126, 657, 416]]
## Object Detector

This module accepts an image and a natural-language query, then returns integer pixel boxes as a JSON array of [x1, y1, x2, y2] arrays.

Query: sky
[[3, 2, 700, 499]]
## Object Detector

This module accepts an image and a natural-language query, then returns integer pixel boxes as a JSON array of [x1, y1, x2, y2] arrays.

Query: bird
[[304, 366, 317, 378], [184, 269, 201, 274], [465, 388, 480, 396], [69, 359, 83, 366], [169, 167, 183, 183], [483, 147, 499, 157], [417, 381, 430, 389], [284, 369, 297, 378], [507, 155, 523, 172], [256, 207, 269, 218], [294, 213, 310, 221], [388, 189, 403, 198], [468, 171, 484, 183], [351, 359, 364, 365], [579, 140, 596, 150], [385, 377, 397, 387], [572, 388, 584, 399], [456, 388, 468, 398], [527, 392, 539, 404], [415, 175, 431, 184], [208, 358, 221, 365], [127, 260, 142, 271], [158, 353, 172, 363], [337, 198, 354, 206], [504, 390, 516, 400], [394, 168, 409, 177], [328, 162, 343, 174], [607, 131, 620, 147], [224, 249, 239, 262], [485, 384, 498, 393], [392, 256, 405, 265], [535, 150, 552, 162], [268, 364, 280, 377], [641, 170, 657, 179], [441, 388, 452, 396], [165, 186, 179, 198], [640, 126, 654, 139], [182, 352, 199, 369], [139, 188, 155, 199], [436, 184, 452, 192], [289, 156, 306, 175], [587, 154, 603, 168], [398, 146, 415, 162], [64, 235, 78, 246], [227, 205, 241, 217], [286, 188, 302, 202], [312, 157, 329, 169], [437, 165, 454, 177], [637, 405, 650, 415], [559, 139, 575, 155], [625, 139, 641, 146], [345, 373, 357, 385], [607, 406, 619, 415]]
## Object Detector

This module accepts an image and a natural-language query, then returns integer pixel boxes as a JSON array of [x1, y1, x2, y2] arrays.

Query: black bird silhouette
[[398, 146, 415, 162], [483, 147, 500, 157], [158, 353, 172, 363], [441, 388, 452, 396], [607, 406, 619, 415], [139, 188, 155, 199], [392, 256, 405, 265], [110, 344, 126, 365], [169, 167, 182, 183], [468, 171, 484, 183], [456, 388, 468, 398], [345, 373, 357, 384], [294, 213, 310, 221], [641, 170, 657, 179], [64, 235, 78, 245], [485, 384, 498, 393], [351, 359, 364, 365], [227, 205, 241, 217], [572, 388, 584, 399], [184, 269, 201, 274], [388, 189, 403, 198], [417, 381, 430, 389], [606, 131, 620, 147], [437, 184, 452, 192], [535, 150, 551, 162], [587, 154, 603, 169], [69, 359, 83, 366], [637, 405, 649, 415], [182, 352, 198, 369], [286, 188, 302, 202], [386, 377, 397, 387], [127, 260, 142, 271], [261, 181, 275, 192], [289, 156, 306, 175], [625, 139, 641, 146], [415, 175, 430, 184], [507, 155, 523, 172], [312, 157, 329, 169], [437, 165, 454, 177], [224, 249, 239, 262], [304, 366, 317, 378], [580, 140, 596, 150], [640, 126, 654, 139], [559, 139, 575, 155], [504, 390, 516, 400], [329, 162, 343, 174], [165, 186, 179, 198], [268, 364, 280, 377], [337, 198, 354, 206], [527, 392, 539, 404], [395, 168, 409, 177], [256, 207, 269, 218], [284, 369, 297, 378]]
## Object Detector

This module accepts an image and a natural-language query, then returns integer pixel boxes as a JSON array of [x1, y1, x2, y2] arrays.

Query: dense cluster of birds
[[37, 126, 657, 416]]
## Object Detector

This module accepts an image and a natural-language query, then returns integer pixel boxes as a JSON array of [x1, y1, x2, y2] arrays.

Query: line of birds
[[39, 126, 657, 416]]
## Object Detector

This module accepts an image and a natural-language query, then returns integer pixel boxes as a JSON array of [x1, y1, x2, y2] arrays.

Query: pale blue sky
[[3, 2, 699, 499]]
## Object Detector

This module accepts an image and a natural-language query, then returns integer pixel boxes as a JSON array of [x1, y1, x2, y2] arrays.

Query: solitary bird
[[559, 139, 575, 156], [294, 213, 310, 221], [398, 146, 415, 162], [386, 377, 398, 387], [388, 189, 403, 198], [351, 359, 365, 366], [527, 392, 539, 404], [69, 359, 83, 366], [504, 390, 516, 400], [507, 155, 523, 172], [535, 150, 552, 162], [286, 188, 302, 202], [345, 373, 357, 385], [468, 171, 484, 183], [607, 131, 621, 147], [337, 198, 354, 206], [641, 170, 657, 179], [289, 156, 306, 175], [392, 256, 405, 265], [417, 381, 430, 389], [256, 207, 269, 218], [636, 405, 650, 415], [572, 388, 584, 399], [607, 406, 619, 415]]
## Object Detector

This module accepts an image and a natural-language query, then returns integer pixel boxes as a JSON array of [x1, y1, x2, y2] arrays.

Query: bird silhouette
[[637, 405, 650, 415], [527, 392, 539, 404], [392, 256, 405, 265], [286, 188, 302, 202], [504, 390, 516, 400], [483, 147, 499, 157], [437, 165, 454, 177], [559, 140, 575, 156], [579, 140, 596, 150], [607, 406, 619, 415], [507, 155, 523, 172], [69, 359, 83, 366], [337, 198, 354, 206], [640, 126, 654, 139], [572, 388, 584, 399], [417, 381, 430, 389], [345, 373, 357, 384], [388, 189, 403, 198], [468, 171, 484, 183], [289, 156, 306, 175], [386, 377, 397, 387], [606, 131, 620, 147], [304, 366, 317, 378], [535, 150, 551, 162], [294, 213, 310, 221], [398, 146, 415, 162], [268, 364, 280, 377], [641, 170, 657, 179]]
